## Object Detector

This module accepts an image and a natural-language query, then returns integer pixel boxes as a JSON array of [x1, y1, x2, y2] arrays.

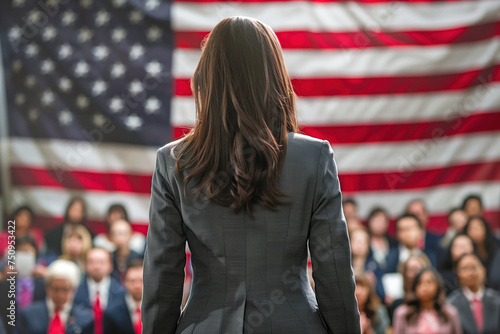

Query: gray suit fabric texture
[[142, 132, 361, 334]]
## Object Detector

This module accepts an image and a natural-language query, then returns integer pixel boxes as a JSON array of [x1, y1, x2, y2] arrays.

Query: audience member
[[104, 259, 144, 334], [393, 267, 462, 334], [45, 197, 94, 256], [0, 205, 44, 260], [109, 220, 143, 282], [440, 208, 469, 249], [438, 234, 475, 295], [406, 199, 443, 257], [389, 213, 437, 270], [59, 224, 93, 272], [93, 203, 146, 255], [388, 254, 431, 321], [463, 216, 498, 272], [0, 236, 46, 334], [447, 253, 500, 334], [350, 227, 386, 300], [366, 207, 398, 270], [17, 259, 93, 334], [342, 198, 358, 220], [462, 194, 484, 218], [355, 274, 390, 334], [488, 249, 500, 292], [73, 248, 126, 334]]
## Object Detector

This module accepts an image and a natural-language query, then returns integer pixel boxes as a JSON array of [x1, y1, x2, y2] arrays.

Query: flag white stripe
[[172, 82, 500, 126], [172, 1, 500, 32], [173, 37, 500, 78], [333, 133, 500, 172], [9, 137, 157, 174]]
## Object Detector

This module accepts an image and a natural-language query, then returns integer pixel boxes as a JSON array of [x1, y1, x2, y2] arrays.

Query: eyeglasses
[[458, 265, 480, 273]]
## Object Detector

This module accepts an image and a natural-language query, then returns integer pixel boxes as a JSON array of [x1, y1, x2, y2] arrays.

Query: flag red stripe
[[174, 63, 500, 97], [176, 21, 500, 49], [10, 166, 152, 194], [340, 160, 500, 193], [10, 160, 500, 193], [300, 112, 500, 144]]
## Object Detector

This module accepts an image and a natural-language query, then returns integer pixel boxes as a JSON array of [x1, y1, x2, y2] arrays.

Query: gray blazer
[[142, 133, 360, 334], [446, 288, 500, 334]]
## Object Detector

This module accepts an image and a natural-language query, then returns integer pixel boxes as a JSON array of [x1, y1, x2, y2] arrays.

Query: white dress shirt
[[462, 286, 485, 304], [87, 275, 111, 310], [125, 293, 141, 325], [46, 297, 72, 325]]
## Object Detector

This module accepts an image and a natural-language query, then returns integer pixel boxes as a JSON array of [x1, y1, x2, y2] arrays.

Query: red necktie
[[93, 291, 103, 334], [134, 306, 142, 334], [472, 297, 483, 332], [48, 308, 65, 334]]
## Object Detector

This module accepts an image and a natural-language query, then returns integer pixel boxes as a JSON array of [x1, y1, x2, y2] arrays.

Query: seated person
[[355, 274, 390, 334], [94, 203, 145, 255], [109, 219, 142, 282], [447, 253, 500, 334], [0, 236, 46, 334], [17, 259, 93, 334], [45, 197, 94, 257], [73, 248, 126, 334], [104, 259, 144, 334], [393, 267, 461, 334]]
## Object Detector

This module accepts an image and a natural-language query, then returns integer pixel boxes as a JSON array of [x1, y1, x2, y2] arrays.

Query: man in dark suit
[[16, 259, 93, 334], [104, 259, 143, 334], [406, 199, 443, 258], [447, 253, 500, 334], [73, 248, 126, 334], [387, 213, 438, 272]]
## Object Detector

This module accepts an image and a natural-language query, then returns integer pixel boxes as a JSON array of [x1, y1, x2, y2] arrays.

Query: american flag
[[1, 0, 499, 235]]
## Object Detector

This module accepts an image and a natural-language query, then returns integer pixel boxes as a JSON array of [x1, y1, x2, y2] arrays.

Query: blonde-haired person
[[17, 259, 94, 334], [59, 224, 93, 273]]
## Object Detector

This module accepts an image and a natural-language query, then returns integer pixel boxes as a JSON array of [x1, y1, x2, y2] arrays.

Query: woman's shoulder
[[443, 303, 459, 317]]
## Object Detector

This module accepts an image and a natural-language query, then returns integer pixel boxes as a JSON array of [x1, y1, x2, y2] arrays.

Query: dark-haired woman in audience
[[388, 253, 431, 322], [440, 208, 468, 249], [366, 207, 398, 270], [0, 205, 44, 260], [44, 196, 94, 256], [350, 227, 386, 300], [447, 253, 500, 334], [110, 219, 142, 282], [94, 203, 146, 255], [464, 216, 498, 273], [438, 234, 475, 295], [393, 267, 462, 334], [462, 194, 484, 218], [355, 274, 390, 334]]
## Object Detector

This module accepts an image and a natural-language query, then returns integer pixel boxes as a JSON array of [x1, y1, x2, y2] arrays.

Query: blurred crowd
[[0, 194, 499, 333]]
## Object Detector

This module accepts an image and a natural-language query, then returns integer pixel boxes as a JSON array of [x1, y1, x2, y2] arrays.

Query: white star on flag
[[93, 45, 109, 60], [92, 80, 108, 96], [59, 110, 73, 125], [124, 114, 143, 130], [145, 97, 161, 114], [130, 44, 145, 60], [145, 61, 163, 77], [74, 61, 90, 77], [110, 63, 126, 78]]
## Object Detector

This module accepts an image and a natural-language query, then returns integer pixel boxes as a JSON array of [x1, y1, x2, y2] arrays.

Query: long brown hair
[[174, 16, 299, 216]]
